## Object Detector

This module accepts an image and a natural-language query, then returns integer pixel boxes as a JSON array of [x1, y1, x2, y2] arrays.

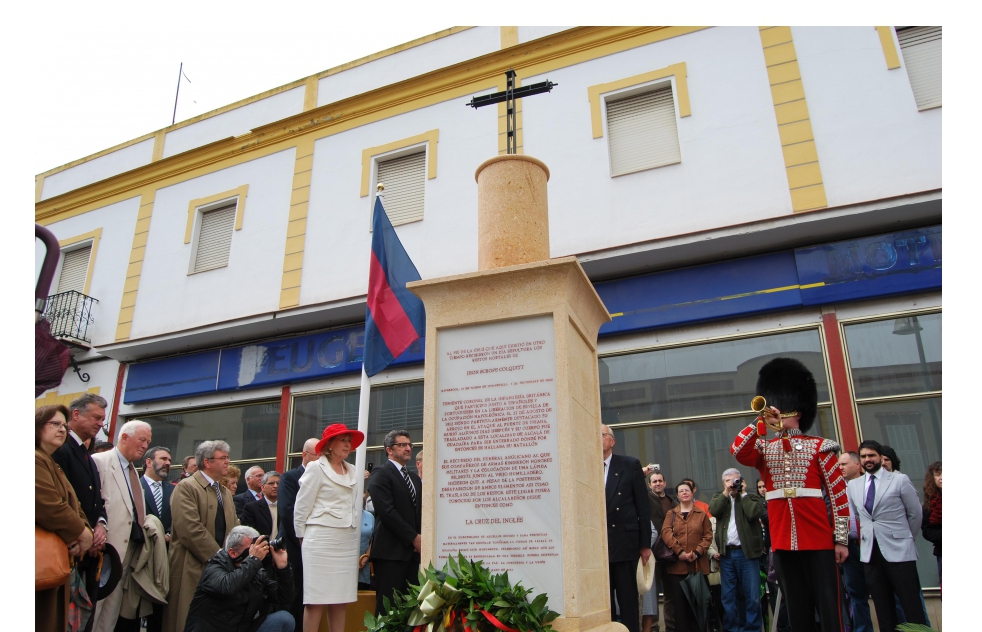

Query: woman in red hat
[[293, 423, 365, 632]]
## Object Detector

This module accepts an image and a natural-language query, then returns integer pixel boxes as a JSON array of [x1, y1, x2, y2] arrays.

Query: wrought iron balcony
[[42, 290, 99, 347]]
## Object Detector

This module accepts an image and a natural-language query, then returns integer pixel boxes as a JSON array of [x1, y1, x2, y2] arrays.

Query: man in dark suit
[[53, 393, 110, 632], [602, 424, 652, 632], [368, 429, 422, 615], [141, 446, 173, 632], [277, 438, 319, 624], [233, 465, 265, 519], [242, 471, 281, 572]]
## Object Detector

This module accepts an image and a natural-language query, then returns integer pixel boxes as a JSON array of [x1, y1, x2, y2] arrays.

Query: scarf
[[928, 491, 942, 526]]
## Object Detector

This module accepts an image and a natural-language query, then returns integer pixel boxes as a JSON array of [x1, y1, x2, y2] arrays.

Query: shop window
[[599, 327, 835, 506], [375, 151, 426, 226], [599, 328, 831, 424], [897, 26, 941, 110], [606, 85, 681, 176], [843, 310, 941, 588], [289, 381, 424, 474], [138, 400, 280, 482]]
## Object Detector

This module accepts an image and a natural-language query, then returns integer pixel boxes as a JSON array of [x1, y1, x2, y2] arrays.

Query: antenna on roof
[[172, 62, 183, 126]]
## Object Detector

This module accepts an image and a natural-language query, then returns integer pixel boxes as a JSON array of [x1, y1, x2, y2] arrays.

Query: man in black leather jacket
[[184, 525, 295, 632]]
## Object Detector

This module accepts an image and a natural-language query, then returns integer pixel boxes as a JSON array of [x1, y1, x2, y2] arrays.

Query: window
[[289, 381, 424, 474], [897, 26, 941, 110], [375, 151, 426, 226], [191, 203, 236, 273], [842, 310, 941, 588], [606, 85, 681, 176], [57, 245, 92, 294], [599, 328, 835, 506], [138, 400, 280, 482]]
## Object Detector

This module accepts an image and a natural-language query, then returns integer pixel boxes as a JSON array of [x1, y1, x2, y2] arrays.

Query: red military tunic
[[731, 425, 849, 551]]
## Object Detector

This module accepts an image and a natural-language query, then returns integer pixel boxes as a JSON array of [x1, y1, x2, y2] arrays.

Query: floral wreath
[[365, 553, 559, 632]]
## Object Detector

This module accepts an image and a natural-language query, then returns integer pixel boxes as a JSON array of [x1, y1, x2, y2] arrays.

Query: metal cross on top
[[467, 70, 558, 154]]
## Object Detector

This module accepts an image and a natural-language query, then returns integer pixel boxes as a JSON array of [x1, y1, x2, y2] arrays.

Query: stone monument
[[409, 155, 623, 632]]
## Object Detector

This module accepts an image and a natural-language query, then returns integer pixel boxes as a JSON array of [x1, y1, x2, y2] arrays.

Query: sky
[[32, 3, 448, 174]]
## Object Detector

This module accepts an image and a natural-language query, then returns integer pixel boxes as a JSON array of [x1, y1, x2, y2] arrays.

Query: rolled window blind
[[58, 245, 91, 294], [607, 86, 681, 176], [898, 26, 941, 110], [193, 203, 236, 272], [376, 152, 426, 226]]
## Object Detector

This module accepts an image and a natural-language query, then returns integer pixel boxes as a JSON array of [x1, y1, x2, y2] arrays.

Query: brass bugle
[[750, 395, 783, 432]]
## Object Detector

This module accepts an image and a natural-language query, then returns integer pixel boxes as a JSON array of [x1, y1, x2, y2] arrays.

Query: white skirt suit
[[294, 456, 360, 604]]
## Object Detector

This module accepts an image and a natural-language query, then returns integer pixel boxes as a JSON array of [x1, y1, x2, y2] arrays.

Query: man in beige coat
[[91, 420, 153, 632], [162, 440, 239, 632]]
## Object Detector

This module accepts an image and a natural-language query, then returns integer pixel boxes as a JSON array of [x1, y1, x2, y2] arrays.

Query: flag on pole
[[364, 197, 426, 377]]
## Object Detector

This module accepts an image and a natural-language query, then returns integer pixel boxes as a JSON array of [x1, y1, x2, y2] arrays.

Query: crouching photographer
[[185, 525, 295, 632]]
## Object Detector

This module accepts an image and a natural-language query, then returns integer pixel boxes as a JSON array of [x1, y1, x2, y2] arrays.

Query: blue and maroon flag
[[364, 198, 426, 377]]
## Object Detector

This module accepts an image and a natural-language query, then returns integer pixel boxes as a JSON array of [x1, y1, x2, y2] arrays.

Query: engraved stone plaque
[[434, 314, 564, 609]]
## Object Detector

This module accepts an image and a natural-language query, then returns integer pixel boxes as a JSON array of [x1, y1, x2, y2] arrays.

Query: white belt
[[766, 487, 822, 500]]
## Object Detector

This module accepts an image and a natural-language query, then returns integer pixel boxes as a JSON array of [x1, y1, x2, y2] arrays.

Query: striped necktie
[[401, 466, 417, 503], [151, 480, 163, 514], [213, 482, 225, 508]]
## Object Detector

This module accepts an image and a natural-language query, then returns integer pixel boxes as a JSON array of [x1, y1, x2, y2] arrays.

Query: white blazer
[[846, 468, 922, 563], [293, 456, 358, 536]]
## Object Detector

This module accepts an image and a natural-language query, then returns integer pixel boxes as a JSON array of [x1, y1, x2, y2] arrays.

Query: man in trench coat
[[161, 441, 238, 632]]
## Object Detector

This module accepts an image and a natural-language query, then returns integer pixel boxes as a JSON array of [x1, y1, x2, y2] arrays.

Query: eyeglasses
[[45, 421, 68, 430], [207, 455, 231, 462], [392, 442, 413, 448]]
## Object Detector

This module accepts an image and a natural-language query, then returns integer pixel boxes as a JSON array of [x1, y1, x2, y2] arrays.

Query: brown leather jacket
[[660, 504, 712, 575]]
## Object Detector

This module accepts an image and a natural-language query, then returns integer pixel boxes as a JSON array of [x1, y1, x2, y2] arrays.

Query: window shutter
[[58, 245, 91, 294], [376, 152, 426, 226], [606, 86, 681, 176], [193, 203, 236, 272], [898, 26, 942, 110]]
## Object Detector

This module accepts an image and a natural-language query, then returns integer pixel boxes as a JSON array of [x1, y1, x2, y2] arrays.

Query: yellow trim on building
[[151, 130, 166, 162], [184, 185, 249, 244], [36, 386, 101, 409], [875, 26, 901, 70], [360, 130, 439, 197], [58, 228, 103, 296], [587, 62, 691, 139], [116, 190, 155, 341], [35, 176, 44, 203], [759, 27, 828, 213], [303, 76, 319, 111], [500, 26, 519, 49], [37, 27, 708, 227], [279, 139, 316, 309]]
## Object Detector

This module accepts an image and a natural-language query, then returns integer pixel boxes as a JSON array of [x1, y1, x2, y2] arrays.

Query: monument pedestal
[[408, 152, 622, 632]]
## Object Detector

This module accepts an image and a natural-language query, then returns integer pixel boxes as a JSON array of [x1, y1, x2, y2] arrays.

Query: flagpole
[[353, 345, 372, 527]]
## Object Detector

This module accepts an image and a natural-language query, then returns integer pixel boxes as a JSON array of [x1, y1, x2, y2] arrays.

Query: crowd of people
[[37, 356, 940, 632], [605, 358, 942, 632]]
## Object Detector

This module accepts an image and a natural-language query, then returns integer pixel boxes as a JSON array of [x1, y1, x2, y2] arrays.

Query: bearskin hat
[[755, 357, 818, 432]]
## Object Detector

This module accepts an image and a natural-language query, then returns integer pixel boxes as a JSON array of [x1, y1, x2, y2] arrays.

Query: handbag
[[654, 511, 679, 563], [36, 525, 71, 591]]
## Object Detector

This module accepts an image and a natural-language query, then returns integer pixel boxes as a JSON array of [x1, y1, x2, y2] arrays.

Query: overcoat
[[161, 471, 238, 632]]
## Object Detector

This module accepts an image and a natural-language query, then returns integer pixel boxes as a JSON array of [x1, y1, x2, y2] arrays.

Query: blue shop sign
[[124, 323, 424, 404], [794, 225, 941, 305]]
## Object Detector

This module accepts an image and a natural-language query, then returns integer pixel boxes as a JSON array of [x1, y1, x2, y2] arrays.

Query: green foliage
[[895, 625, 937, 632], [365, 553, 559, 632]]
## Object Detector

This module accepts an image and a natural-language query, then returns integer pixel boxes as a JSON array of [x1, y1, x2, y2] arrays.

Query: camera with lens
[[730, 477, 744, 491], [269, 536, 285, 552]]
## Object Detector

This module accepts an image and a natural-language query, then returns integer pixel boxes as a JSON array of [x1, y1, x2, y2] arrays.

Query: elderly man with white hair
[[708, 467, 766, 632], [90, 419, 154, 632], [235, 465, 267, 519]]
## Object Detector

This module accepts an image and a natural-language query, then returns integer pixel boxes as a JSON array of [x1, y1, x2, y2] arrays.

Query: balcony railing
[[42, 290, 99, 347]]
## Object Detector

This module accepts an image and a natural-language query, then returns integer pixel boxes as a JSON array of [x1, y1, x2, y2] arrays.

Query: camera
[[269, 536, 285, 552], [730, 477, 743, 491]]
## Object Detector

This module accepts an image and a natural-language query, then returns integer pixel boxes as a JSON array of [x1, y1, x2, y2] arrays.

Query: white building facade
[[36, 26, 941, 588]]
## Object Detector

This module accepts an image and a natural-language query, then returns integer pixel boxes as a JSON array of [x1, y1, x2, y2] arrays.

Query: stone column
[[409, 155, 622, 632]]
